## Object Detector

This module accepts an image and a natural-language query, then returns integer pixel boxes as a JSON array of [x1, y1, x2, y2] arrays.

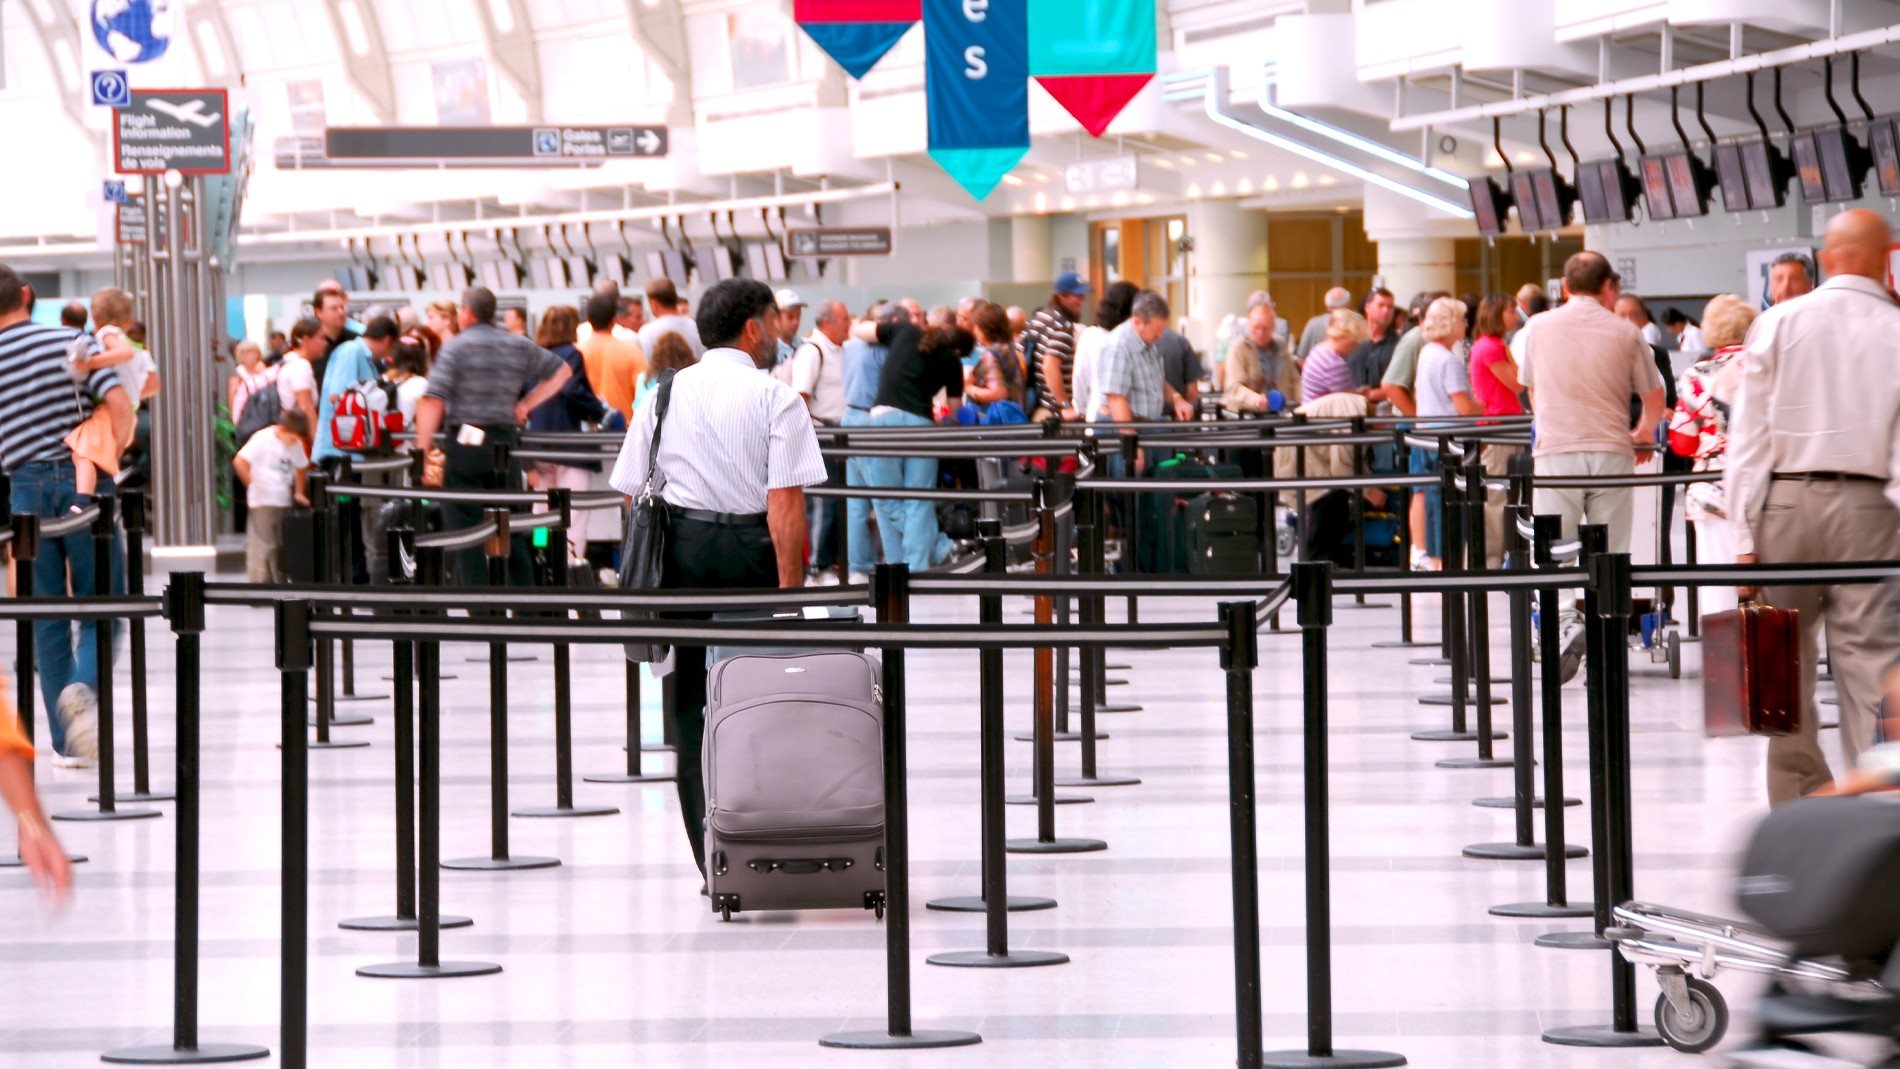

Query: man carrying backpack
[[312, 314, 399, 583]]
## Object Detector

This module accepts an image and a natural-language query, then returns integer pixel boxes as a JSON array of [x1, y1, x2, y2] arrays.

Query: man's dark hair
[[0, 265, 26, 317], [696, 278, 777, 349], [1362, 287, 1395, 310], [615, 296, 637, 318], [362, 314, 399, 341], [460, 286, 497, 325], [60, 301, 89, 329], [586, 292, 618, 331], [1095, 280, 1141, 330], [1563, 251, 1619, 296], [1660, 307, 1690, 328], [289, 316, 324, 346], [313, 287, 345, 311]]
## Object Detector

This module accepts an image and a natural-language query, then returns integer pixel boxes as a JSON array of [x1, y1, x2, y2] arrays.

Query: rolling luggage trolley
[[1628, 421, 1683, 677]]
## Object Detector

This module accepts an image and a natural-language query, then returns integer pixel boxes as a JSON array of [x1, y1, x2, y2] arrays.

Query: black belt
[[1771, 471, 1884, 484], [668, 506, 768, 527]]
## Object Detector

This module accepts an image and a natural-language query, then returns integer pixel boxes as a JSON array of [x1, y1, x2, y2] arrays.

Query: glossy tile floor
[[0, 577, 1845, 1067]]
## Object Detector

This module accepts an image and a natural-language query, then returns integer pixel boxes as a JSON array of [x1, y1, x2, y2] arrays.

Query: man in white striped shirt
[[610, 278, 828, 875]]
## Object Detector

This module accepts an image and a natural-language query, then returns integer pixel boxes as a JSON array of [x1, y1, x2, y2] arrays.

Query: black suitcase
[[1737, 795, 1900, 961], [1184, 493, 1259, 575], [1146, 460, 1243, 573]]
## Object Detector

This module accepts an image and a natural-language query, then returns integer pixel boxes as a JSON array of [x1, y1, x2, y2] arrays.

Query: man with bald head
[[1726, 209, 1900, 804]]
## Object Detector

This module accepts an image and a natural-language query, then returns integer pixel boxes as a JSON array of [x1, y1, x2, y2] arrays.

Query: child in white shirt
[[233, 410, 312, 583], [64, 287, 159, 511]]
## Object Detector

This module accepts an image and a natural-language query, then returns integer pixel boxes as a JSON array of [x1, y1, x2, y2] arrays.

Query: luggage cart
[[1607, 901, 1884, 1053]]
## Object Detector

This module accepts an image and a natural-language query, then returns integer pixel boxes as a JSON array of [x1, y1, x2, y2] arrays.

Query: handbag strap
[[637, 370, 677, 502]]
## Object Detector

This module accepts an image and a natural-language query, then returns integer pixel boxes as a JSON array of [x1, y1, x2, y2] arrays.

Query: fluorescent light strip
[[1199, 85, 1473, 219], [1258, 88, 1468, 191]]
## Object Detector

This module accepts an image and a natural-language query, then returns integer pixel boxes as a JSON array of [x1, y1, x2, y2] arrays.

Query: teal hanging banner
[[924, 0, 1028, 200], [1027, 0, 1155, 136]]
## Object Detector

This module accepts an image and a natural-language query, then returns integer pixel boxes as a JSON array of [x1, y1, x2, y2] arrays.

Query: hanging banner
[[794, 0, 920, 79], [1027, 0, 1155, 137], [924, 0, 1028, 200]]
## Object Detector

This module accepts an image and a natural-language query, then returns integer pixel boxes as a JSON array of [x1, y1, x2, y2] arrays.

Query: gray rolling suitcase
[[703, 651, 887, 921]]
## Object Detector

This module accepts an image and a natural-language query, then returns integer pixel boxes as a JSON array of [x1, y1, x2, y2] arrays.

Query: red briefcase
[[1703, 603, 1801, 737]]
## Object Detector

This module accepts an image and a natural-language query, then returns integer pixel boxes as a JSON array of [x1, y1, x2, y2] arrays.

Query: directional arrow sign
[[325, 125, 669, 166]]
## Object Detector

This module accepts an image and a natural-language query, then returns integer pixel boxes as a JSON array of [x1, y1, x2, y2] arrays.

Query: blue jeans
[[10, 460, 125, 753], [841, 408, 879, 574], [865, 408, 952, 573], [808, 454, 846, 571], [1410, 447, 1443, 559]]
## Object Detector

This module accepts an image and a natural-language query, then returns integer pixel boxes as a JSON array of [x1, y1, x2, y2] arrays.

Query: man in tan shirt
[[1726, 209, 1900, 803], [579, 291, 645, 422], [1519, 251, 1665, 682]]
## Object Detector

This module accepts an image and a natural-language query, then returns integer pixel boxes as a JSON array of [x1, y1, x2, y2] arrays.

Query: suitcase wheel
[[865, 891, 885, 921], [712, 892, 739, 922]]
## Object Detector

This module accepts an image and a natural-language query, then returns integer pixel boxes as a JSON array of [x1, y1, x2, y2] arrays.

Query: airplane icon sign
[[146, 97, 222, 128]]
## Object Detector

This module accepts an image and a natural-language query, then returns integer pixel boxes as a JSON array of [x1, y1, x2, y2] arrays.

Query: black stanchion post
[[1537, 523, 1613, 949], [1057, 488, 1138, 790], [587, 654, 676, 783], [517, 492, 617, 819], [57, 497, 158, 823], [1120, 433, 1139, 624], [821, 565, 981, 1051], [306, 474, 370, 746], [1217, 599, 1266, 1069], [1544, 550, 1661, 1049], [446, 510, 559, 871], [360, 544, 500, 980], [1413, 467, 1478, 742], [1266, 565, 1406, 1069], [1257, 425, 1282, 631], [1373, 431, 1437, 652], [1006, 483, 1105, 851], [1437, 457, 1510, 770], [1087, 478, 1143, 715], [276, 598, 311, 1068], [929, 522, 1066, 964], [1684, 519, 1700, 639], [120, 490, 170, 802], [104, 573, 268, 1065]]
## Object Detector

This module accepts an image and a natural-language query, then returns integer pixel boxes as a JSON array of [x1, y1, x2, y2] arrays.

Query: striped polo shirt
[[0, 320, 111, 474]]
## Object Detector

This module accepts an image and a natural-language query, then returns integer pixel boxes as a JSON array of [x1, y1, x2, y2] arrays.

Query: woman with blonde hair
[[1668, 293, 1757, 617], [1407, 296, 1481, 569], [424, 299, 459, 340], [1300, 308, 1367, 399]]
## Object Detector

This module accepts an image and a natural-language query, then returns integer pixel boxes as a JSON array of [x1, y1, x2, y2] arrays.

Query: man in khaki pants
[[1726, 209, 1900, 804]]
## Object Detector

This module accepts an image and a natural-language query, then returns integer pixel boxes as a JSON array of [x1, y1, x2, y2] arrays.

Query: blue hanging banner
[[924, 0, 1028, 201], [795, 1, 918, 80]]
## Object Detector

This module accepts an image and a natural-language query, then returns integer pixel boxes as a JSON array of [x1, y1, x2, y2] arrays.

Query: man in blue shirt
[[312, 314, 397, 583], [839, 302, 896, 582]]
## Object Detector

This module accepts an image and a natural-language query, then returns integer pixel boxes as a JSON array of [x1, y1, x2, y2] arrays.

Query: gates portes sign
[[323, 125, 669, 165], [114, 88, 230, 175], [785, 227, 895, 258]]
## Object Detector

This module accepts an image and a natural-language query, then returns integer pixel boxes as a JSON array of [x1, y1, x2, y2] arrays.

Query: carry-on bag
[[703, 651, 887, 920], [1183, 492, 1259, 575], [706, 606, 864, 666], [1737, 794, 1900, 959], [1703, 602, 1800, 737]]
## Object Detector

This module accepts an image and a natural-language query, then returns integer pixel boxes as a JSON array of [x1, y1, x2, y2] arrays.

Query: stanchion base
[[623, 744, 678, 754], [1462, 841, 1588, 861], [1490, 900, 1593, 919], [1004, 794, 1091, 806], [383, 674, 458, 682], [356, 960, 503, 980], [1434, 676, 1514, 687], [1473, 795, 1580, 809], [1435, 756, 1515, 770], [1541, 1024, 1662, 1048], [1535, 929, 1611, 951], [511, 804, 621, 819], [1418, 694, 1507, 707], [927, 948, 1068, 968], [102, 1042, 271, 1064], [1372, 641, 1440, 650], [1263, 1048, 1409, 1068], [88, 790, 174, 804], [465, 654, 537, 664], [819, 1029, 981, 1050], [925, 894, 1057, 913], [1012, 731, 1109, 743], [0, 852, 87, 867], [339, 914, 472, 931], [310, 713, 374, 727], [1094, 703, 1142, 713], [582, 771, 677, 785], [1409, 730, 1501, 743], [302, 739, 371, 751], [1105, 663, 1131, 671], [1053, 773, 1142, 788], [1068, 677, 1128, 687], [1407, 656, 1452, 666], [1005, 837, 1107, 854], [50, 807, 160, 823], [441, 855, 561, 872], [1340, 600, 1394, 610]]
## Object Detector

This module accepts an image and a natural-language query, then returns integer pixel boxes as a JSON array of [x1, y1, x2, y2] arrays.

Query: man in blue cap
[[1024, 271, 1090, 420]]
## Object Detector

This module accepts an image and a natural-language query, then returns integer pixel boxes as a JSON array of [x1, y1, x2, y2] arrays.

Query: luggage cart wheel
[[1653, 975, 1726, 1053], [1667, 631, 1682, 679]]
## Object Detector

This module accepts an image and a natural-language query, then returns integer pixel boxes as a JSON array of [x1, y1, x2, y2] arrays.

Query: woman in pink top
[[1468, 295, 1524, 565]]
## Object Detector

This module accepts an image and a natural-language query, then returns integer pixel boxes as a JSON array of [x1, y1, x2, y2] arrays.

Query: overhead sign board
[[116, 198, 147, 245], [1063, 155, 1138, 196], [322, 125, 668, 166], [90, 69, 130, 107], [784, 227, 894, 258], [114, 88, 230, 175]]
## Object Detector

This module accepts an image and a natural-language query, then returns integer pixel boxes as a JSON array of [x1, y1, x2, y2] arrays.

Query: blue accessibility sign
[[102, 180, 128, 204], [90, 69, 131, 108]]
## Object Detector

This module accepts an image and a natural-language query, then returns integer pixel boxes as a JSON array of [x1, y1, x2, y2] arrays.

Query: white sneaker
[[1556, 612, 1587, 685], [50, 752, 93, 770], [814, 571, 841, 587], [847, 571, 872, 586], [56, 682, 99, 762]]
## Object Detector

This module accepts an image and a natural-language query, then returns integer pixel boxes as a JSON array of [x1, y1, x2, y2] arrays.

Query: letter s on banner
[[964, 46, 988, 79]]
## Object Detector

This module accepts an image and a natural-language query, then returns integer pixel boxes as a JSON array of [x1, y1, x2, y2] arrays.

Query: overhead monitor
[[1814, 126, 1865, 201], [1468, 176, 1511, 236], [1871, 119, 1900, 197], [644, 249, 688, 283], [1740, 139, 1787, 209], [1638, 156, 1676, 220], [745, 239, 790, 281], [1509, 171, 1540, 230], [429, 262, 457, 292], [1531, 170, 1572, 231], [703, 244, 739, 284], [1790, 131, 1828, 203], [1575, 158, 1637, 224], [1664, 152, 1709, 218], [1713, 142, 1750, 213]]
